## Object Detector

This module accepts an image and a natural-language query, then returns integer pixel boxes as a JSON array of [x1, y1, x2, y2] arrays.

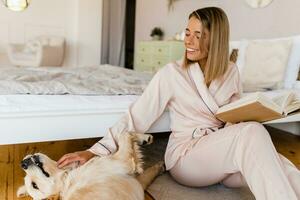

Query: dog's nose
[[21, 157, 34, 170]]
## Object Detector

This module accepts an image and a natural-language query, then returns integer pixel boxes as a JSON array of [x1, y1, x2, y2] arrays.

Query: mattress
[[1, 89, 298, 114], [0, 95, 171, 145], [1, 89, 299, 145]]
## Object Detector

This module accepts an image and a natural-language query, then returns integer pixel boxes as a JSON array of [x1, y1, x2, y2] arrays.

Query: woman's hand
[[57, 150, 96, 169]]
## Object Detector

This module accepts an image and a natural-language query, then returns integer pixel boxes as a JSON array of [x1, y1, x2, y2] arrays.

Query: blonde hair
[[183, 7, 230, 85]]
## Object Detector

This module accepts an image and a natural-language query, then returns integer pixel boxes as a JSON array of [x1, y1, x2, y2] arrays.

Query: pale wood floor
[[0, 127, 299, 200]]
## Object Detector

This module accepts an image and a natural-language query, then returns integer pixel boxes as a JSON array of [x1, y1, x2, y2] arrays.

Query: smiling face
[[184, 16, 210, 63], [20, 153, 63, 199]]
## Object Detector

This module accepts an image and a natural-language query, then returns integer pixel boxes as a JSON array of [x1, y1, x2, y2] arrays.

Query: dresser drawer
[[152, 44, 170, 56], [152, 56, 170, 68], [134, 41, 184, 72], [137, 43, 153, 54], [135, 64, 154, 72], [135, 54, 153, 66]]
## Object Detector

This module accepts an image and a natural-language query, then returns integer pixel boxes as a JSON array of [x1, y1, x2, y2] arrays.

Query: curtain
[[101, 0, 126, 67]]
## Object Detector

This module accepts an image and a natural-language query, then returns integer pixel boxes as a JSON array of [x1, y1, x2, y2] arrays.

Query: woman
[[58, 7, 300, 199]]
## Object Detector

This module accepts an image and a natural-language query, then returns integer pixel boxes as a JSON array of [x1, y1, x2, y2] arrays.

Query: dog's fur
[[17, 133, 164, 200]]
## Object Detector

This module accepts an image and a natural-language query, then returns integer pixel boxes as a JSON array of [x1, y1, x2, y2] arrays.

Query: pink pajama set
[[89, 60, 300, 200]]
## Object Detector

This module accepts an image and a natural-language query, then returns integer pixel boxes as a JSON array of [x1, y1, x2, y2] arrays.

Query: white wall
[[0, 0, 103, 67], [135, 0, 300, 44], [76, 0, 103, 67]]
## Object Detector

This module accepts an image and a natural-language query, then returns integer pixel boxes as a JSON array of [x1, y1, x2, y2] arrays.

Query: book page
[[271, 91, 294, 112], [257, 94, 282, 114], [284, 98, 300, 115]]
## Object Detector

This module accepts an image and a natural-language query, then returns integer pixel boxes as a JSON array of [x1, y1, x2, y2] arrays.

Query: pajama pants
[[169, 122, 300, 200]]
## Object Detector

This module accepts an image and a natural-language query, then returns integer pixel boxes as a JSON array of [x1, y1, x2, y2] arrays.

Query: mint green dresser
[[134, 41, 185, 72]]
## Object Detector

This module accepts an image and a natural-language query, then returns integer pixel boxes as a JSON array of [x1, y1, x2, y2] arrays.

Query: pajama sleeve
[[229, 64, 243, 103], [88, 66, 173, 156], [225, 64, 243, 127]]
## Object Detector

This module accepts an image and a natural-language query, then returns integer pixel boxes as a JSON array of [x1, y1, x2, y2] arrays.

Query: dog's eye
[[32, 182, 39, 190]]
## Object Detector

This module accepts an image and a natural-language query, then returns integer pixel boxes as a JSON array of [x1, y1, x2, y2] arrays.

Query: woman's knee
[[220, 172, 248, 188], [244, 121, 265, 130], [239, 122, 270, 141], [169, 162, 226, 187]]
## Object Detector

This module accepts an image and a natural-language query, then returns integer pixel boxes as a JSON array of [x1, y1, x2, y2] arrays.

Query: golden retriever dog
[[17, 133, 164, 200]]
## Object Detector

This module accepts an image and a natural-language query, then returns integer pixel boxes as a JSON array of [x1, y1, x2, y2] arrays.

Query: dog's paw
[[17, 185, 28, 198], [135, 134, 153, 145]]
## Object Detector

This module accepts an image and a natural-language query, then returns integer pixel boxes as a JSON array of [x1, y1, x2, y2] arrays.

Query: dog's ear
[[229, 48, 239, 64], [134, 133, 153, 146], [17, 185, 29, 198]]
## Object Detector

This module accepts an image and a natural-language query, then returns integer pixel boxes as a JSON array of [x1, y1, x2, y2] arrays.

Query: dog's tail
[[113, 133, 153, 174], [136, 161, 165, 190]]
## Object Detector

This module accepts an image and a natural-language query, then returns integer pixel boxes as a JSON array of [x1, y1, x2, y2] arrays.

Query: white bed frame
[[1, 108, 299, 145], [0, 109, 171, 145], [263, 113, 300, 136]]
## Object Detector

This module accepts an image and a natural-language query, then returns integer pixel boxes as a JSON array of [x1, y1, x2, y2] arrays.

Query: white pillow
[[242, 39, 292, 92], [49, 36, 64, 46], [231, 35, 300, 89], [284, 35, 300, 88], [37, 36, 49, 46], [23, 40, 41, 54]]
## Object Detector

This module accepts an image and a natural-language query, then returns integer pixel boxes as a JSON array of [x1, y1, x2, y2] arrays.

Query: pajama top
[[89, 60, 242, 170]]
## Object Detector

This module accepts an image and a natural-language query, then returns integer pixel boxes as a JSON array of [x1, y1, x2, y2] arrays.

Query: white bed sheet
[[0, 94, 139, 114]]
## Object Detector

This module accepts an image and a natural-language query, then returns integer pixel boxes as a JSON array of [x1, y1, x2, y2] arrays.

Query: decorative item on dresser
[[134, 40, 185, 72], [150, 27, 164, 41]]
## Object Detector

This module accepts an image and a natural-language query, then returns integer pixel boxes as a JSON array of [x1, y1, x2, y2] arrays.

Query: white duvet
[[0, 65, 153, 95]]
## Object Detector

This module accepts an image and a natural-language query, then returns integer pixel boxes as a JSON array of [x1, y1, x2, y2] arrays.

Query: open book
[[216, 91, 300, 123]]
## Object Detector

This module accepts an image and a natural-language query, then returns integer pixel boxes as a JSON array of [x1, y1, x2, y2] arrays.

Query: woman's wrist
[[86, 149, 98, 158]]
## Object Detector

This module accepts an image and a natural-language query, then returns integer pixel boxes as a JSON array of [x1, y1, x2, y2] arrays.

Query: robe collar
[[187, 62, 220, 114]]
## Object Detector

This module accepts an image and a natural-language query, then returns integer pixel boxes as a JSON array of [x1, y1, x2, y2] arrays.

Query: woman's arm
[[88, 66, 173, 156], [57, 66, 173, 168]]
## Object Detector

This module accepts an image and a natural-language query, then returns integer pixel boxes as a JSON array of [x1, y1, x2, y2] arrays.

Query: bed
[[0, 65, 171, 145], [0, 65, 299, 145]]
